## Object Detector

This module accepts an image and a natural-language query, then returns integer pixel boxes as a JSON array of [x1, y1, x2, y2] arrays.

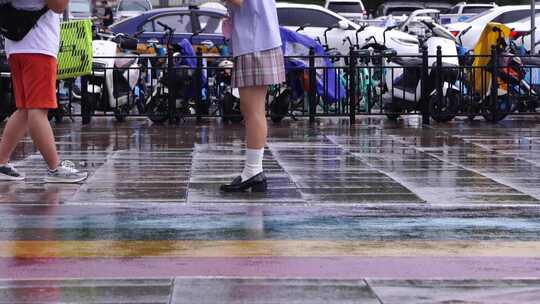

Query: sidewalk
[[1, 116, 540, 303]]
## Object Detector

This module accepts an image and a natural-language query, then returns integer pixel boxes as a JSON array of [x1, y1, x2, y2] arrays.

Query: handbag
[[0, 3, 48, 41]]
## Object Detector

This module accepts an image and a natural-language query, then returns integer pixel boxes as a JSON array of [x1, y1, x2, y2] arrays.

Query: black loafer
[[220, 172, 267, 193]]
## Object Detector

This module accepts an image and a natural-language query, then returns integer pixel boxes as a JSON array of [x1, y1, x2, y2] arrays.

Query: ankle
[[48, 162, 60, 172]]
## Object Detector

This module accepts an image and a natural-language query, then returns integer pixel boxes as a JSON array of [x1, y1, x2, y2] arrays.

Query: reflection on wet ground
[[2, 116, 540, 302]]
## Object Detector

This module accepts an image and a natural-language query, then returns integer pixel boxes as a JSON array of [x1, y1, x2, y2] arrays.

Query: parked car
[[116, 0, 153, 21], [110, 7, 227, 48], [424, 2, 452, 14], [276, 3, 419, 56], [507, 14, 540, 53], [375, 2, 425, 18], [447, 6, 540, 51], [324, 0, 367, 23], [447, 2, 498, 15], [69, 0, 93, 19]]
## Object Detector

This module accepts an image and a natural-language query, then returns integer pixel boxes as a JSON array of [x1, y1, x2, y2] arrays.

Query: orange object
[[8, 54, 58, 109]]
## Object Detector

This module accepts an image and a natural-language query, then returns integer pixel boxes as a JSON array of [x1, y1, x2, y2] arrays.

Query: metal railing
[[1, 48, 540, 125]]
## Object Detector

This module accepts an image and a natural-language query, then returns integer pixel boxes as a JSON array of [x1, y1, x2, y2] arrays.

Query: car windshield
[[119, 0, 151, 11], [465, 8, 494, 23], [71, 1, 91, 13], [328, 2, 363, 14], [462, 6, 493, 15]]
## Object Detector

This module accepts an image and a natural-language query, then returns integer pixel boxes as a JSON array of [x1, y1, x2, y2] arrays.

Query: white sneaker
[[45, 160, 88, 184], [0, 163, 25, 181]]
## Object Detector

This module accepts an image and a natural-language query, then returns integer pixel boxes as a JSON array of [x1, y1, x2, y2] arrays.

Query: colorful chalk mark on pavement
[[1, 117, 540, 303]]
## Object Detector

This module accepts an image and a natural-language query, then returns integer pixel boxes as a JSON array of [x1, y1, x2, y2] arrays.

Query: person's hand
[[226, 0, 243, 6], [46, 0, 69, 13]]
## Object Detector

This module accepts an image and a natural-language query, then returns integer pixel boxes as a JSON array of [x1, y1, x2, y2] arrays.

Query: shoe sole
[[0, 173, 25, 181], [44, 174, 88, 184]]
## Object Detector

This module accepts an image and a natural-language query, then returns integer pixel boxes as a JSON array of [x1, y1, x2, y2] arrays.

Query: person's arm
[[226, 0, 243, 6], [46, 0, 69, 13]]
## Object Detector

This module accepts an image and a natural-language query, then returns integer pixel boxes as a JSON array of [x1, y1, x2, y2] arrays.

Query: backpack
[[0, 2, 48, 41]]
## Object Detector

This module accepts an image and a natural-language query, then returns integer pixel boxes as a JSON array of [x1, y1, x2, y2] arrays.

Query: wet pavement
[[2, 116, 540, 303]]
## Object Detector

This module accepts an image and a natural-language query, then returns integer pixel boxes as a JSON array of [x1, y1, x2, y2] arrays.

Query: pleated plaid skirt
[[232, 47, 286, 88]]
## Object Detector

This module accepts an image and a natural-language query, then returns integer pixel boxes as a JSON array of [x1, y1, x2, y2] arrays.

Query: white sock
[[241, 148, 264, 182]]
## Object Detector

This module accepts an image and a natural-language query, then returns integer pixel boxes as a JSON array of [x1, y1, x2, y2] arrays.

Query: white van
[[324, 0, 367, 23]]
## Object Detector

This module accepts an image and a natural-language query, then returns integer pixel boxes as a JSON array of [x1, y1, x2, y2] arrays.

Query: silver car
[[116, 0, 153, 21]]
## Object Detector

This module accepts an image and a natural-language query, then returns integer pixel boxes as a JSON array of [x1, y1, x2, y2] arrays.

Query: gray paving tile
[[171, 278, 380, 304], [367, 279, 540, 304], [0, 279, 173, 304]]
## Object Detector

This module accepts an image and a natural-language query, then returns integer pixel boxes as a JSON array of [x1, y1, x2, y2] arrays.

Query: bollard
[[348, 47, 358, 125], [195, 49, 203, 122], [490, 45, 499, 119], [308, 47, 317, 124], [167, 49, 176, 124], [420, 46, 430, 125]]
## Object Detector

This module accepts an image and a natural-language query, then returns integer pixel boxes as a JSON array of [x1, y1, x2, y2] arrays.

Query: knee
[[27, 109, 49, 119]]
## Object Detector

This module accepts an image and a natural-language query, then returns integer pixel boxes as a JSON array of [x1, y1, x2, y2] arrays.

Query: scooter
[[82, 32, 142, 124], [144, 22, 208, 124], [471, 23, 532, 122], [214, 59, 242, 123], [382, 20, 460, 122], [509, 28, 540, 113]]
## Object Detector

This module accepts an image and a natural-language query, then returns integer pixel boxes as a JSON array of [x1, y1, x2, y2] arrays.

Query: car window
[[328, 2, 364, 14], [152, 14, 192, 33], [118, 0, 151, 12], [197, 14, 223, 34], [70, 0, 91, 13], [386, 7, 423, 16], [465, 8, 494, 23], [448, 7, 459, 14], [462, 6, 493, 15], [142, 20, 154, 32], [277, 8, 340, 28], [493, 10, 540, 24]]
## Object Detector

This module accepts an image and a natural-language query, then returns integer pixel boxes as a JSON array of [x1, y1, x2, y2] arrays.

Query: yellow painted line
[[1, 241, 540, 258]]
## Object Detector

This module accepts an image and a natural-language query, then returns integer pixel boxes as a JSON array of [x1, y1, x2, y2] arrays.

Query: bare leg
[[239, 86, 268, 149], [220, 85, 269, 191], [0, 110, 29, 164], [27, 109, 60, 170]]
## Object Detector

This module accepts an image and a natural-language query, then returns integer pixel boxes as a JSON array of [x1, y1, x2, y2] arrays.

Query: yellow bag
[[57, 20, 93, 80], [472, 22, 511, 95]]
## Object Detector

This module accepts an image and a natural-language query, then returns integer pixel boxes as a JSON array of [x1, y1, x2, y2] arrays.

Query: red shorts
[[8, 54, 58, 109]]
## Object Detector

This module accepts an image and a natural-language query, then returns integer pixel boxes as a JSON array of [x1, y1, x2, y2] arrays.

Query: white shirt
[[5, 0, 61, 58]]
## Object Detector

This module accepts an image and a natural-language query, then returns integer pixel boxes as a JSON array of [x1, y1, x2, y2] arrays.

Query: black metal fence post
[[421, 46, 430, 125], [80, 76, 89, 124], [348, 47, 358, 125], [435, 45, 443, 120], [195, 49, 203, 122], [167, 49, 176, 124], [490, 45, 499, 119], [308, 47, 316, 124]]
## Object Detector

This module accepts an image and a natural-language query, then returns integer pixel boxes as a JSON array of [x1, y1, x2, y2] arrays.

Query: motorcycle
[[382, 20, 460, 122], [81, 32, 143, 124], [471, 23, 533, 122], [214, 59, 242, 123], [143, 22, 209, 124], [269, 27, 346, 123]]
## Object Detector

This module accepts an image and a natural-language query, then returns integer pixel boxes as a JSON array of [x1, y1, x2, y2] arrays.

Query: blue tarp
[[279, 27, 346, 103]]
